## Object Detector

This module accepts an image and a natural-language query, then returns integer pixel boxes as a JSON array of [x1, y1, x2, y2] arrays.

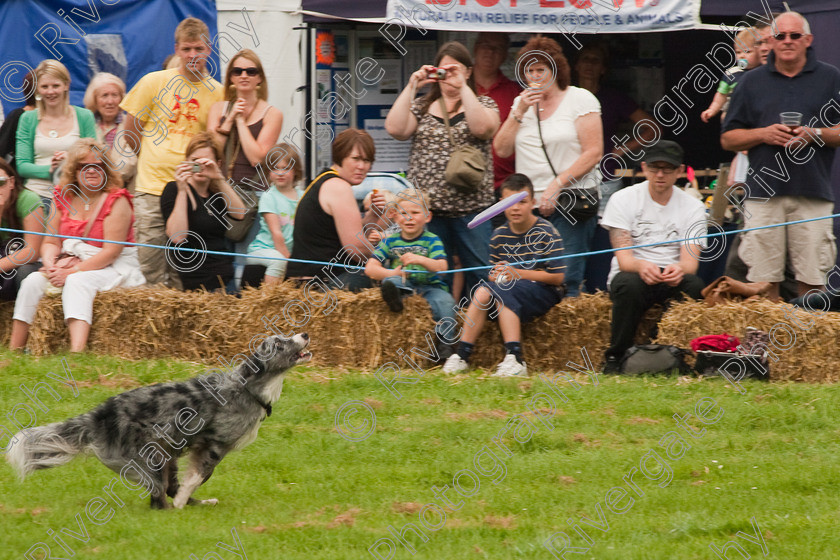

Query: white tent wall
[[216, 0, 305, 147]]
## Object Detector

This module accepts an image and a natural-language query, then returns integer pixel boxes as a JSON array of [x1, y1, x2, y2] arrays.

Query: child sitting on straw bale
[[245, 143, 303, 284], [443, 173, 565, 377], [365, 188, 457, 360]]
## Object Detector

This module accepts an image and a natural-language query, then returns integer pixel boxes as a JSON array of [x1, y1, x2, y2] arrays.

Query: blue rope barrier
[[2, 211, 838, 275]]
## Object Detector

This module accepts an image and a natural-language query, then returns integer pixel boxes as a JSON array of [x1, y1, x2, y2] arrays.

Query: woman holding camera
[[160, 132, 246, 291], [385, 41, 500, 297], [494, 37, 603, 297]]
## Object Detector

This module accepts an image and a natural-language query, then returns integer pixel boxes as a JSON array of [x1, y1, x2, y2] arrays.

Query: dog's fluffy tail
[[6, 418, 91, 479]]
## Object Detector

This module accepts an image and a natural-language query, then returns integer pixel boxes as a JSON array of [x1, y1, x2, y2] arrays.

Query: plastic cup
[[780, 112, 802, 127]]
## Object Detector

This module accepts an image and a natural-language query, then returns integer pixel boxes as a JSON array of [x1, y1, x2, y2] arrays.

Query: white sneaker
[[442, 354, 469, 374], [492, 354, 528, 377]]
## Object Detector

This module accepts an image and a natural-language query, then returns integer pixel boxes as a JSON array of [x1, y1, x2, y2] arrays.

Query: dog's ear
[[250, 336, 285, 375]]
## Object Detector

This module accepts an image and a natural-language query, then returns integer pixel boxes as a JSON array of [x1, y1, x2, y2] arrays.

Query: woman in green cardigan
[[16, 59, 96, 208]]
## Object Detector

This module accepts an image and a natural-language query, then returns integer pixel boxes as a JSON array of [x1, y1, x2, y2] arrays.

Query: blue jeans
[[549, 210, 597, 298], [427, 213, 491, 301], [382, 275, 456, 338]]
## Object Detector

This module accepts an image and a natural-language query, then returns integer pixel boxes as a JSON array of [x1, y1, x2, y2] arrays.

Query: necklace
[[48, 130, 58, 138], [84, 192, 104, 212]]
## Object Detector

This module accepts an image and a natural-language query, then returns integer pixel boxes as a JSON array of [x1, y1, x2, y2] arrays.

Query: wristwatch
[[814, 127, 823, 138]]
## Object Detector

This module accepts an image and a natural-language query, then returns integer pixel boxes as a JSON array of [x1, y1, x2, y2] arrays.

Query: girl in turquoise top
[[246, 143, 304, 285]]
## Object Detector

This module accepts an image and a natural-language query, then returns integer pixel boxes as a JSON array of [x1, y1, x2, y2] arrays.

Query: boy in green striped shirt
[[365, 189, 457, 359]]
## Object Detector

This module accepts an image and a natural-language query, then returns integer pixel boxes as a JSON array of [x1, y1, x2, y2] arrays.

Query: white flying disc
[[467, 191, 528, 229]]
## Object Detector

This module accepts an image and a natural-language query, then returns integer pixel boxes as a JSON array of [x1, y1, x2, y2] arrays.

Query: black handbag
[[536, 111, 599, 222], [620, 344, 691, 375], [694, 351, 769, 380]]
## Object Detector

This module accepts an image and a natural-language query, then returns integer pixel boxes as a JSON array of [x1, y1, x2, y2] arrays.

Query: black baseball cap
[[643, 141, 684, 166]]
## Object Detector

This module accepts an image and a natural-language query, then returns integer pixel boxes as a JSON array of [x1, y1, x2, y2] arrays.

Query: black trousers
[[607, 271, 705, 361]]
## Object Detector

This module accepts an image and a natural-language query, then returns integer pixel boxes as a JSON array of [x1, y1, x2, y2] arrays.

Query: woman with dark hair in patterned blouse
[[385, 41, 500, 298]]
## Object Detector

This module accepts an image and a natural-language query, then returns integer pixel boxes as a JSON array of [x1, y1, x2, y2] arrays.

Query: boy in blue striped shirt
[[365, 189, 457, 359], [443, 174, 566, 377]]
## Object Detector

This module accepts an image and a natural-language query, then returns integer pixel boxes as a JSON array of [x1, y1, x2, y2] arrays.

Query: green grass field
[[1, 350, 838, 559]]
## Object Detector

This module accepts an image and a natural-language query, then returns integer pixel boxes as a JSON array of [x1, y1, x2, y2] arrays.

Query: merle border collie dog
[[7, 334, 311, 509]]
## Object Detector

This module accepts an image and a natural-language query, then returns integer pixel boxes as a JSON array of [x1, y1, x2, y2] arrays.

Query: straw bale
[[656, 299, 839, 383], [0, 301, 14, 345], [467, 292, 661, 372], [19, 288, 659, 373], [25, 283, 434, 369], [19, 283, 837, 383]]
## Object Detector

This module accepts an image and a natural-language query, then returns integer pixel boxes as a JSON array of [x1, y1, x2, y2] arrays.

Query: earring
[[35, 94, 42, 101]]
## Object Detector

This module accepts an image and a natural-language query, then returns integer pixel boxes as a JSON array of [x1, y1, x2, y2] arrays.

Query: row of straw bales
[[1, 285, 835, 382]]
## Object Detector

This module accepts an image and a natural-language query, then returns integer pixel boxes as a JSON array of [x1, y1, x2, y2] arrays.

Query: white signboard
[[386, 0, 701, 34]]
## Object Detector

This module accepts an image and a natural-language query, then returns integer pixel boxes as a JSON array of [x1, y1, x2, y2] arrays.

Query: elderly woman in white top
[[84, 72, 127, 149], [84, 72, 136, 186], [494, 36, 603, 297]]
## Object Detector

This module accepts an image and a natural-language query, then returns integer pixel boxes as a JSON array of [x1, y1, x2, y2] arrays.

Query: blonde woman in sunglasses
[[206, 49, 283, 287]]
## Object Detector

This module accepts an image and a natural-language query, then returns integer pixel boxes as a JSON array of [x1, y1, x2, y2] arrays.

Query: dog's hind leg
[[147, 459, 180, 509], [172, 447, 223, 509], [164, 459, 179, 498], [146, 464, 171, 509]]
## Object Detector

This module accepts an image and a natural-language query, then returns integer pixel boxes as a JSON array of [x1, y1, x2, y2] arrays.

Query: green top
[[15, 105, 97, 180], [1, 188, 42, 240]]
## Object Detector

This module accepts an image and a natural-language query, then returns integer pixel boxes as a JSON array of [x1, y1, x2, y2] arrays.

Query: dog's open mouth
[[296, 350, 312, 363], [296, 338, 312, 363]]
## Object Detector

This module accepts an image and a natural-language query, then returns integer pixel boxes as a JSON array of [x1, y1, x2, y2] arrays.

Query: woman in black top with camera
[[160, 132, 245, 291]]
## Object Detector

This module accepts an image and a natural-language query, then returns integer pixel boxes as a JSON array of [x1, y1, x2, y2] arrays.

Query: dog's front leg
[[172, 449, 221, 509]]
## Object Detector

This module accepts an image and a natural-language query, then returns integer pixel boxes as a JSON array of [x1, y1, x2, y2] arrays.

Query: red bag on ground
[[690, 334, 740, 353]]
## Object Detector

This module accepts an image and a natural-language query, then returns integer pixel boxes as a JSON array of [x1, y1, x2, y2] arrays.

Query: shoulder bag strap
[[83, 191, 111, 239], [535, 109, 559, 177], [438, 97, 458, 149]]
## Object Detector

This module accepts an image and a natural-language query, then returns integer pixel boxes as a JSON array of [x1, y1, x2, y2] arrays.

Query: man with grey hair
[[722, 11, 840, 301]]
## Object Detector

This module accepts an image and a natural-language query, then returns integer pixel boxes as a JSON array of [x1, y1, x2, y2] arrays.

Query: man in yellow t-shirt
[[120, 17, 223, 286]]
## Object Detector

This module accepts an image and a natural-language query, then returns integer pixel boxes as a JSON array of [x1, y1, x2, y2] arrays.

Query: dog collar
[[244, 387, 272, 417]]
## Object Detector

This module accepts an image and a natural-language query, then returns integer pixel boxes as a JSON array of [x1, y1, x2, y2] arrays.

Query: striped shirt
[[490, 217, 565, 278], [372, 229, 448, 289]]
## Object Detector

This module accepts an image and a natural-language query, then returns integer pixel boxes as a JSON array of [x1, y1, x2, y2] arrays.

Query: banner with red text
[[385, 0, 701, 33]]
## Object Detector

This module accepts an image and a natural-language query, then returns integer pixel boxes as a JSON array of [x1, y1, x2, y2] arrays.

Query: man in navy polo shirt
[[722, 11, 840, 301]]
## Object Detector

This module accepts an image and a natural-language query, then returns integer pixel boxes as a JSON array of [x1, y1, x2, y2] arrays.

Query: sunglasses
[[0, 176, 9, 186], [647, 165, 679, 174], [774, 32, 804, 41], [231, 67, 259, 76]]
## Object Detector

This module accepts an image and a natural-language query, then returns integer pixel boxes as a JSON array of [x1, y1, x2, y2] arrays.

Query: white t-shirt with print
[[514, 85, 602, 203], [601, 181, 708, 288]]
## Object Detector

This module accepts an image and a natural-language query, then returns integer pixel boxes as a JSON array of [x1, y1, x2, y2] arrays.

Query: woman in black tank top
[[207, 49, 284, 289], [207, 49, 283, 181], [286, 129, 387, 291]]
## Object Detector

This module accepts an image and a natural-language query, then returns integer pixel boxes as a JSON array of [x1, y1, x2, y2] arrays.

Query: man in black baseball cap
[[643, 139, 684, 166], [599, 140, 707, 373]]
